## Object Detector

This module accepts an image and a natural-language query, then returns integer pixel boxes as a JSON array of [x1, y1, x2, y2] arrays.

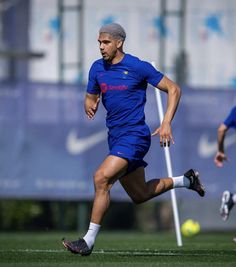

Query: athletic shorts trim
[[109, 150, 148, 174]]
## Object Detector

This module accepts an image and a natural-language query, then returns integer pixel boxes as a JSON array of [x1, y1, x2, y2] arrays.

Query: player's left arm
[[214, 123, 228, 167], [152, 76, 181, 147]]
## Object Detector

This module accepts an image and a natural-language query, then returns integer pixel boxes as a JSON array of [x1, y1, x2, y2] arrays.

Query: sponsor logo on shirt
[[100, 83, 128, 93], [100, 83, 108, 93]]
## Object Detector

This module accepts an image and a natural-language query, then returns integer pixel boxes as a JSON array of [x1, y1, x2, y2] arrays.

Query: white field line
[[0, 249, 233, 256]]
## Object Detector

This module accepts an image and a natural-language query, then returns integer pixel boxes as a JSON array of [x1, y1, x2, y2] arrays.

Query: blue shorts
[[108, 125, 151, 174]]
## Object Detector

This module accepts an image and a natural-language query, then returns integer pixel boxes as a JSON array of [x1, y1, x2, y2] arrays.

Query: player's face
[[98, 33, 122, 63]]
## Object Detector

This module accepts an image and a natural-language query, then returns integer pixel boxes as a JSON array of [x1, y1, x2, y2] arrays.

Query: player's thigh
[[119, 166, 146, 196], [96, 155, 129, 184]]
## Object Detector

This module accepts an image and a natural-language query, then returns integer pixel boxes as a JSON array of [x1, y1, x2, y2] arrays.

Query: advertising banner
[[0, 82, 235, 200]]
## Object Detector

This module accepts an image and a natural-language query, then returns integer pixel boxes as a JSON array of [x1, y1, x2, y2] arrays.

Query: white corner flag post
[[151, 62, 183, 247]]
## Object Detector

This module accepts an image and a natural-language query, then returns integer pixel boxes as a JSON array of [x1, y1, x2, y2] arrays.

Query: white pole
[[151, 62, 183, 247]]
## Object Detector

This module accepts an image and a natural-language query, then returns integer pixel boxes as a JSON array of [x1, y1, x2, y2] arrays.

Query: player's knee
[[93, 170, 109, 191]]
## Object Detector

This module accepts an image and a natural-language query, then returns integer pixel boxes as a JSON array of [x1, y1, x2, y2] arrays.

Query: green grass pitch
[[0, 231, 236, 266]]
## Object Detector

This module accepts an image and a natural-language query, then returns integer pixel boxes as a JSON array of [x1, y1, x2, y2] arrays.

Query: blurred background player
[[62, 23, 205, 256], [214, 106, 236, 241]]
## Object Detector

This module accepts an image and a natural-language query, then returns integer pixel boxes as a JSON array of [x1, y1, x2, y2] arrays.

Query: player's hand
[[151, 121, 174, 147], [214, 151, 228, 168], [85, 97, 100, 119]]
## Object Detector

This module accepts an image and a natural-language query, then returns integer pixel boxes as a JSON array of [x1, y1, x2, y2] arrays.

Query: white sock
[[172, 175, 190, 188], [232, 194, 236, 204], [83, 222, 101, 249]]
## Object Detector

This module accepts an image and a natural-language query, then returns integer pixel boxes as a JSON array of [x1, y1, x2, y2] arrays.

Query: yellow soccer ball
[[181, 219, 200, 237]]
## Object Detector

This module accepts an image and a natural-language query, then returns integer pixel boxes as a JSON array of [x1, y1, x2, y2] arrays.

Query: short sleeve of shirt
[[224, 106, 236, 129], [138, 61, 164, 87], [87, 62, 100, 94]]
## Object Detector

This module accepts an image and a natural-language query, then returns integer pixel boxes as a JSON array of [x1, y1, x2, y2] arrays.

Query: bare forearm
[[85, 93, 99, 102], [152, 76, 181, 146], [84, 93, 100, 119], [214, 124, 228, 167], [156, 76, 181, 123], [163, 84, 181, 123], [217, 125, 227, 153]]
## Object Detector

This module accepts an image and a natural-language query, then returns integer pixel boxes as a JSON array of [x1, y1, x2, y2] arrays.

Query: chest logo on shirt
[[122, 70, 129, 79], [100, 83, 128, 94]]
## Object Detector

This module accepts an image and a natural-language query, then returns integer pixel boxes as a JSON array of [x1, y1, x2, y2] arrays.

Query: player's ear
[[117, 39, 123, 49]]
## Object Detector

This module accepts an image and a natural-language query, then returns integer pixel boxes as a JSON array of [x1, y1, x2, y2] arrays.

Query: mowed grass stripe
[[0, 248, 236, 256], [1, 232, 236, 266]]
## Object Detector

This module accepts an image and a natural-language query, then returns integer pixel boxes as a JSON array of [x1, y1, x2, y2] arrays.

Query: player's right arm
[[84, 93, 100, 119], [214, 123, 228, 167], [85, 61, 101, 119]]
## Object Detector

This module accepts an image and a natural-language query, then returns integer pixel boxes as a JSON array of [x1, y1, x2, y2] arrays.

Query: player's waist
[[107, 122, 150, 136]]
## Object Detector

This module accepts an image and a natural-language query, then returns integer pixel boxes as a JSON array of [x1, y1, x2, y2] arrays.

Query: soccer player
[[214, 106, 236, 241], [62, 23, 205, 255]]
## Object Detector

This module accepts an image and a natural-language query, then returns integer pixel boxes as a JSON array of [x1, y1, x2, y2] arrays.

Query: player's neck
[[110, 51, 125, 65]]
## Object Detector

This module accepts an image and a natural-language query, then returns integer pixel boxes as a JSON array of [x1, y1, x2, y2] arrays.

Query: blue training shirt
[[87, 54, 164, 131], [224, 106, 236, 129]]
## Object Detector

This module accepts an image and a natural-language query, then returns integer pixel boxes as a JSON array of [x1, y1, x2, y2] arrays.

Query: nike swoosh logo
[[66, 129, 107, 155], [198, 133, 236, 158]]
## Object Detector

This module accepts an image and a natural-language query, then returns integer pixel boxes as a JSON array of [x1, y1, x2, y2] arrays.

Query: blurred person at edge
[[215, 106, 236, 242]]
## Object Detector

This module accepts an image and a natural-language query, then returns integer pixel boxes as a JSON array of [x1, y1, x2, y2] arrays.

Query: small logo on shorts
[[117, 152, 123, 155]]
